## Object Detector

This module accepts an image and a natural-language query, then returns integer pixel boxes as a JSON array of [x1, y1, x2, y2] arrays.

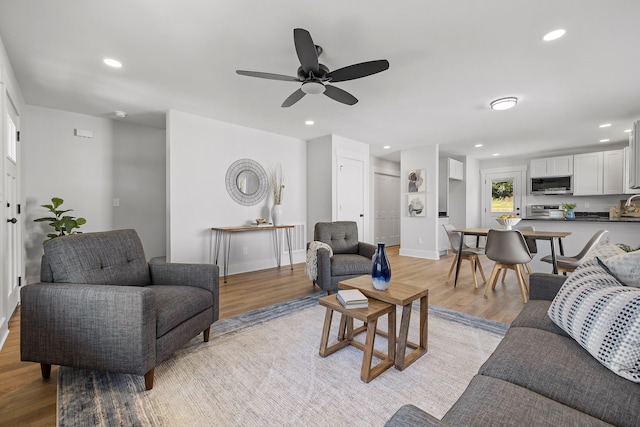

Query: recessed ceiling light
[[599, 139, 610, 143], [383, 145, 391, 149], [624, 129, 632, 133], [474, 144, 483, 148], [493, 153, 500, 156], [305, 120, 314, 125], [543, 29, 566, 42], [103, 58, 122, 68], [490, 97, 518, 111], [599, 123, 612, 128]]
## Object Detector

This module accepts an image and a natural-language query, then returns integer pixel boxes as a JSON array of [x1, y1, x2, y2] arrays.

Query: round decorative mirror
[[225, 159, 269, 206]]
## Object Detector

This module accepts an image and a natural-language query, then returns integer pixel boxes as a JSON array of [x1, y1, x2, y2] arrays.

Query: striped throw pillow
[[548, 259, 640, 383]]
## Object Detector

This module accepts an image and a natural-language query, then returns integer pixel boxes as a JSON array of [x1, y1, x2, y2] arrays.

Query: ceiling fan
[[236, 28, 389, 107]]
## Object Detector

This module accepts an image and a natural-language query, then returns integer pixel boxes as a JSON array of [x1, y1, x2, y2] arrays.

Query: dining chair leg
[[469, 256, 479, 288], [500, 268, 507, 283], [446, 255, 457, 281], [515, 264, 529, 303], [476, 259, 487, 284], [525, 263, 533, 275], [484, 264, 501, 296]]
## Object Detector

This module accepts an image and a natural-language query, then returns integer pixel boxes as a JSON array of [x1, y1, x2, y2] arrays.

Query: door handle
[[7, 218, 17, 224], [359, 214, 364, 217]]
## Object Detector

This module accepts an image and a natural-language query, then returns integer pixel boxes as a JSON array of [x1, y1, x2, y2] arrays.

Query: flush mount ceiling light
[[103, 58, 122, 68], [543, 29, 566, 42], [490, 97, 518, 111]]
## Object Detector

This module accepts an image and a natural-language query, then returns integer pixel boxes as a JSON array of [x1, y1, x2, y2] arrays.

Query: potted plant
[[561, 203, 577, 219], [33, 197, 87, 243]]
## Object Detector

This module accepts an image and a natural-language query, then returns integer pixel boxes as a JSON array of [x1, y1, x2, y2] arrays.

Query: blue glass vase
[[565, 209, 575, 219], [371, 243, 391, 290]]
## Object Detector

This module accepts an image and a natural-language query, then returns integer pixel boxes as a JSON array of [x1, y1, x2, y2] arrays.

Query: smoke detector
[[114, 111, 127, 118]]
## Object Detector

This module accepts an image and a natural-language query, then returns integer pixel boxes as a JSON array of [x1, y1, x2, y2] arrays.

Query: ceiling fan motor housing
[[297, 64, 330, 81]]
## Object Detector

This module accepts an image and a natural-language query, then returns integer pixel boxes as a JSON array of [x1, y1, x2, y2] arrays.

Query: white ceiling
[[1, 1, 639, 162]]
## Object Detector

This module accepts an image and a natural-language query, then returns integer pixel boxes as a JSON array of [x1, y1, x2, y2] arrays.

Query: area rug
[[58, 293, 508, 426]]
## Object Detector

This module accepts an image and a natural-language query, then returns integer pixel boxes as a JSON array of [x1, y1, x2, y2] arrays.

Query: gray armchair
[[312, 221, 376, 293], [20, 229, 218, 390]]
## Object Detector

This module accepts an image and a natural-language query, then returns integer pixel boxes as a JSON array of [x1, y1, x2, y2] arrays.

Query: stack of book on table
[[337, 289, 368, 309]]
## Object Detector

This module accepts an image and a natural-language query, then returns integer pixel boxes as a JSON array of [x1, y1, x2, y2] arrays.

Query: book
[[337, 289, 368, 309]]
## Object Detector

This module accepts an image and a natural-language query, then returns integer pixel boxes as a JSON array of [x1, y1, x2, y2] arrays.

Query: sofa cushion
[[442, 375, 613, 427], [479, 327, 640, 427], [548, 259, 640, 383], [330, 254, 372, 276], [510, 300, 569, 337], [148, 285, 213, 337], [601, 250, 640, 287]]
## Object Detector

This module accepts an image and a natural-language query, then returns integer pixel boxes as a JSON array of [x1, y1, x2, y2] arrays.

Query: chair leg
[[476, 258, 487, 283], [144, 368, 154, 391], [515, 265, 529, 303], [484, 264, 502, 296], [40, 363, 52, 379], [446, 255, 457, 281], [525, 263, 533, 275], [203, 326, 211, 342], [469, 256, 479, 288], [500, 268, 507, 283]]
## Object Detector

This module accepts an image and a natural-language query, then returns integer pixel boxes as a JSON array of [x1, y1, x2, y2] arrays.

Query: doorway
[[374, 172, 400, 246], [337, 155, 366, 241], [481, 167, 525, 228]]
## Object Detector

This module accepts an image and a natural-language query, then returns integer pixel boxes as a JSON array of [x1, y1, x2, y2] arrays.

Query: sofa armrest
[[149, 262, 219, 293], [385, 404, 450, 427], [358, 242, 377, 260], [20, 283, 155, 376], [529, 273, 567, 301]]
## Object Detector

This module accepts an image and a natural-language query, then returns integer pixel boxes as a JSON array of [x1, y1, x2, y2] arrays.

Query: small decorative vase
[[271, 204, 283, 225], [371, 243, 392, 290], [565, 209, 575, 220]]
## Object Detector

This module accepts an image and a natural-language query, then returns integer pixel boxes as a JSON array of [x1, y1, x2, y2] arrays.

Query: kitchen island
[[521, 216, 639, 273]]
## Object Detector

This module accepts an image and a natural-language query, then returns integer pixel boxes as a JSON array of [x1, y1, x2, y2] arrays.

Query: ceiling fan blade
[[293, 28, 319, 75], [324, 85, 358, 105], [326, 60, 390, 83], [281, 89, 306, 107], [236, 70, 299, 82]]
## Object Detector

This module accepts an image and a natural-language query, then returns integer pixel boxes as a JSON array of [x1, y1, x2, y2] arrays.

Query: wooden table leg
[[395, 297, 429, 370]]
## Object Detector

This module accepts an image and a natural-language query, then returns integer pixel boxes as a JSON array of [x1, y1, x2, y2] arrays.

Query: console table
[[210, 225, 294, 283]]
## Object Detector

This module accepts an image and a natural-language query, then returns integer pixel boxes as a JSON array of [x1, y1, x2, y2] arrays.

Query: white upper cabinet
[[448, 158, 463, 181], [530, 155, 573, 177], [574, 149, 624, 196]]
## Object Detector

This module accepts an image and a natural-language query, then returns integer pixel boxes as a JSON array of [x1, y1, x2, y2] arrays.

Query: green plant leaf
[[52, 197, 63, 209]]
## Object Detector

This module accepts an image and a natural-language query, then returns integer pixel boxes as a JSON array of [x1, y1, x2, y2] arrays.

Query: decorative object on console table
[[371, 243, 392, 290], [562, 203, 577, 219], [270, 164, 285, 225]]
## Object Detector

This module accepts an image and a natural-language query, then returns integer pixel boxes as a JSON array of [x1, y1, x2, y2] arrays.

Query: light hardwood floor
[[0, 246, 526, 426]]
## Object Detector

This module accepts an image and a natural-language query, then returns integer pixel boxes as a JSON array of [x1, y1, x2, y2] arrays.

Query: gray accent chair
[[20, 229, 218, 390], [540, 229, 608, 274], [312, 221, 376, 293]]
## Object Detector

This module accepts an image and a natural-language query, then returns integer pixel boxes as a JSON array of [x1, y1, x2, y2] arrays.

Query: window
[[491, 179, 514, 212]]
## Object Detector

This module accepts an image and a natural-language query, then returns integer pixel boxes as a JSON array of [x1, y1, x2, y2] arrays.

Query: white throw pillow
[[548, 259, 640, 383], [601, 250, 640, 287]]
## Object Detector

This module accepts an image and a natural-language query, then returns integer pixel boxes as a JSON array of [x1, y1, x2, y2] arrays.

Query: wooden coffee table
[[339, 275, 429, 371]]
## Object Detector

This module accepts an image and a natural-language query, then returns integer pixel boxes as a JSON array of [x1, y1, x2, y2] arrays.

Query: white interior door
[[374, 173, 400, 245], [337, 156, 365, 240], [482, 170, 524, 228]]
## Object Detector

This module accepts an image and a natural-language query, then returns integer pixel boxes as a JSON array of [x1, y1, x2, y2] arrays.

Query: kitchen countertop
[[523, 217, 640, 223]]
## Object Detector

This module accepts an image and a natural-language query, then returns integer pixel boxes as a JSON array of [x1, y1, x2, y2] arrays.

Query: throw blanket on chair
[[305, 241, 333, 281]]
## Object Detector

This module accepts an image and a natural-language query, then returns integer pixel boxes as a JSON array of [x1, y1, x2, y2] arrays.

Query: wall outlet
[[113, 198, 120, 207], [584, 202, 590, 208], [242, 247, 248, 255], [418, 237, 423, 244]]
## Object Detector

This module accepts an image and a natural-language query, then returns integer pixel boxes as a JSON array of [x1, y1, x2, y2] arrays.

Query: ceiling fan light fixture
[[301, 81, 325, 95], [490, 97, 518, 111]]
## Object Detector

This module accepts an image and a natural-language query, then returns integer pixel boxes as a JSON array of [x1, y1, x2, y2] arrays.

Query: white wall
[[464, 156, 482, 227], [166, 110, 307, 273], [400, 144, 440, 259], [307, 135, 333, 242], [22, 105, 166, 282]]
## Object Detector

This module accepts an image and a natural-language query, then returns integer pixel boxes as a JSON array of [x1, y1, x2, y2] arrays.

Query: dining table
[[452, 227, 572, 287]]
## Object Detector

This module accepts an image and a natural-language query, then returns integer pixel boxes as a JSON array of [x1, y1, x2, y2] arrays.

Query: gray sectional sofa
[[386, 272, 640, 427]]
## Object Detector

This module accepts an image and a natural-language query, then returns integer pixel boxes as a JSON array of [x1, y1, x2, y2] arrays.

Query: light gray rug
[[58, 293, 508, 426]]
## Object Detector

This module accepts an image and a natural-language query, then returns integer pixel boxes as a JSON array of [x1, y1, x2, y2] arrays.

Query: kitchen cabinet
[[448, 158, 463, 180], [574, 149, 624, 196], [530, 155, 573, 178]]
